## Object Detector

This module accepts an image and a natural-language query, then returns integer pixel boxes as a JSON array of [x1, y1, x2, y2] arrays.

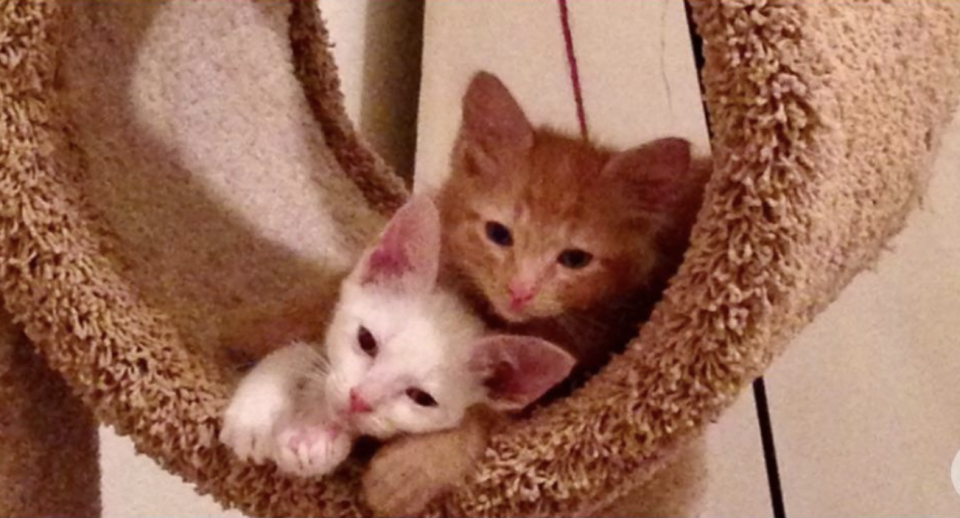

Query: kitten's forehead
[[340, 283, 414, 336], [497, 136, 604, 221], [339, 281, 482, 380]]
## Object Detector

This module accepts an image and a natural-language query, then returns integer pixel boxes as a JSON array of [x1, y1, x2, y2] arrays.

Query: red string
[[558, 0, 589, 141]]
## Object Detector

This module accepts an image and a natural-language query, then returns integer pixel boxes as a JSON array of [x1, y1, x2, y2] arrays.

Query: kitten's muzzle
[[349, 388, 373, 414], [508, 284, 536, 310]]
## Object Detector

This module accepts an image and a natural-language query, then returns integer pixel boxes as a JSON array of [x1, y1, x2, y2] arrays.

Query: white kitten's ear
[[469, 335, 576, 412], [602, 137, 692, 210], [459, 72, 534, 176], [358, 194, 441, 295]]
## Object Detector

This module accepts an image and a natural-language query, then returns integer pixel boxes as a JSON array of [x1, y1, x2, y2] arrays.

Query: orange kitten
[[439, 71, 710, 370], [362, 72, 711, 515]]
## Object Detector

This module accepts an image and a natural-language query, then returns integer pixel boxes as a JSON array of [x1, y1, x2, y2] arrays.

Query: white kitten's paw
[[220, 384, 292, 464], [275, 423, 351, 477]]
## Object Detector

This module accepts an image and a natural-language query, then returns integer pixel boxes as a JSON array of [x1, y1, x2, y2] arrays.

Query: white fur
[[322, 271, 487, 440], [220, 268, 489, 477], [274, 421, 351, 476], [220, 341, 316, 465], [220, 196, 537, 478]]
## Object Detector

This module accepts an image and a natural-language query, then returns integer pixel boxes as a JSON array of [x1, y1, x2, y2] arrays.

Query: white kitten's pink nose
[[508, 281, 537, 310], [349, 388, 372, 414]]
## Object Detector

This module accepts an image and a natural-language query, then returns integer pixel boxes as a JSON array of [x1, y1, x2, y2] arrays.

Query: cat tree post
[[0, 307, 101, 518]]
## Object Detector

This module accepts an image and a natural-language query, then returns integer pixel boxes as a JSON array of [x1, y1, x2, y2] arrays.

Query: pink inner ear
[[364, 221, 414, 282], [360, 195, 440, 293], [462, 71, 534, 152], [470, 335, 576, 412]]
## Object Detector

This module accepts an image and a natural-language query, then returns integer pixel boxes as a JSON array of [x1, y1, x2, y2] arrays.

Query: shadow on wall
[[360, 0, 424, 182]]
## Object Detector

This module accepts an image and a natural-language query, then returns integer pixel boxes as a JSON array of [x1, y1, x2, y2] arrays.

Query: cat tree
[[1, 0, 959, 516]]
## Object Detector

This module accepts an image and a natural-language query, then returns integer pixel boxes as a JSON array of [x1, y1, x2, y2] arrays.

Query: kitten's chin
[[353, 416, 397, 440], [498, 309, 531, 324], [492, 298, 552, 324], [490, 300, 530, 324]]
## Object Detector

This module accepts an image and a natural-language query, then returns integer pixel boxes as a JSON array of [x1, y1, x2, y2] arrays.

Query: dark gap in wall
[[683, 0, 710, 131], [360, 0, 424, 185], [754, 377, 787, 518]]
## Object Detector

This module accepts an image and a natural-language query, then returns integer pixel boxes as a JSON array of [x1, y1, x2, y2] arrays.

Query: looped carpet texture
[[1, 0, 958, 516]]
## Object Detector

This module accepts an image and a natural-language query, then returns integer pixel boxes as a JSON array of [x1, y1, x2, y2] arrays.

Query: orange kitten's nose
[[349, 388, 372, 414], [508, 282, 536, 310]]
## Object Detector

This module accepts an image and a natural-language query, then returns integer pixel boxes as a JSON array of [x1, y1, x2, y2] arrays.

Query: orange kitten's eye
[[406, 387, 438, 407], [357, 326, 378, 357], [558, 249, 593, 269], [485, 221, 513, 247]]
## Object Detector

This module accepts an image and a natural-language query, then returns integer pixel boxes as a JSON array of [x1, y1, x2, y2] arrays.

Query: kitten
[[362, 72, 711, 514], [441, 71, 710, 370], [220, 195, 574, 477]]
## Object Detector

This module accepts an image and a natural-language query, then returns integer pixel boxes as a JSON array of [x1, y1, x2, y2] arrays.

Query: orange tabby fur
[[362, 72, 711, 516], [439, 128, 710, 371]]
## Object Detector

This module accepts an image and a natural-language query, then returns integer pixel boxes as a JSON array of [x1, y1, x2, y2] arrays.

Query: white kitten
[[220, 195, 575, 477]]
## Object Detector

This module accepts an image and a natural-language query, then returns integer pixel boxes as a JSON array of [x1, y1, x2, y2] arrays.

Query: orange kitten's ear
[[469, 335, 576, 412], [460, 72, 534, 171], [602, 137, 693, 210], [358, 195, 441, 295]]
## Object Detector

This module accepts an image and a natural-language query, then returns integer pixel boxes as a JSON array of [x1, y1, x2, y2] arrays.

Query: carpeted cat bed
[[1, 0, 959, 517]]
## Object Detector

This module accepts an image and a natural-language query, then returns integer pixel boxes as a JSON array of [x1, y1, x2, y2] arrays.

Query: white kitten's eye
[[405, 387, 437, 407], [357, 326, 378, 357]]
